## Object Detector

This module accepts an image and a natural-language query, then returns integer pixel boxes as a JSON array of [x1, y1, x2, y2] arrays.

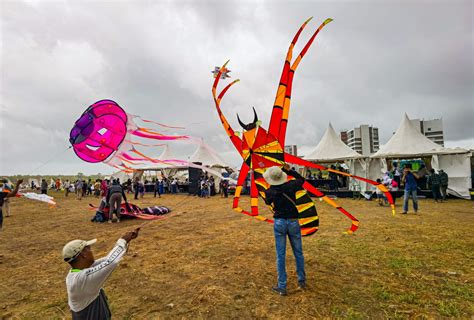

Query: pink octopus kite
[[69, 100, 189, 172]]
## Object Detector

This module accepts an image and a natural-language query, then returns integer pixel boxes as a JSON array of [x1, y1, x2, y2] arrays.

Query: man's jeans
[[274, 218, 305, 290], [403, 189, 418, 212]]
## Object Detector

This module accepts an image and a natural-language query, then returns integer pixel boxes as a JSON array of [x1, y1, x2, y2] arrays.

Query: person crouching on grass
[[263, 164, 306, 296], [63, 228, 139, 319]]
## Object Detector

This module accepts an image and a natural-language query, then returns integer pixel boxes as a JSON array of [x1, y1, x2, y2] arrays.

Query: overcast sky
[[1, 0, 472, 175]]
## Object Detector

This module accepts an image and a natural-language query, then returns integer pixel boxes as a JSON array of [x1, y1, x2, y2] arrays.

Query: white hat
[[62, 239, 97, 262], [263, 166, 288, 186]]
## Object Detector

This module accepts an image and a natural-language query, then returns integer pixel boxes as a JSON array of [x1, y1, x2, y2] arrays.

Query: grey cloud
[[1, 0, 472, 175]]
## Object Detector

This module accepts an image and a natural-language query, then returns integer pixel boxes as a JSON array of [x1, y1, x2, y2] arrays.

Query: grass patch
[[397, 292, 419, 305], [330, 306, 365, 319], [374, 285, 392, 301], [388, 257, 423, 270], [437, 301, 461, 317], [0, 194, 473, 318], [441, 280, 473, 300]]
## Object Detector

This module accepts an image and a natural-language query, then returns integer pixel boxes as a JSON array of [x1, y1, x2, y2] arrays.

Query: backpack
[[91, 210, 106, 223]]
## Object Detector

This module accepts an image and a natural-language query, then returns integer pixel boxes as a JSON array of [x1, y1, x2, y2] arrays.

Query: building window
[[427, 128, 431, 131]]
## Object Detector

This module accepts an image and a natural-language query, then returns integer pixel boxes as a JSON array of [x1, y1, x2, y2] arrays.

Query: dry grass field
[[0, 191, 473, 319]]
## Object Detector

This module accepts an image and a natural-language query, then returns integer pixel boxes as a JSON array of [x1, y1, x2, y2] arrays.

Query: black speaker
[[188, 162, 202, 194]]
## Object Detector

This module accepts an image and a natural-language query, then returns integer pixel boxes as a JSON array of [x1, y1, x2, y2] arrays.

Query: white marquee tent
[[305, 123, 363, 161], [132, 140, 232, 186], [304, 123, 368, 191], [189, 140, 231, 168], [370, 114, 472, 198]]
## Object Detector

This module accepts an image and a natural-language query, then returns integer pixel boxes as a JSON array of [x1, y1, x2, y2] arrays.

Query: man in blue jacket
[[402, 165, 420, 214]]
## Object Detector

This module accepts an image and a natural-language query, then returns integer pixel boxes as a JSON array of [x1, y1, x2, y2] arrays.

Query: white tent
[[372, 114, 458, 157], [304, 124, 368, 191], [110, 171, 132, 183], [305, 123, 363, 161], [188, 140, 233, 192], [189, 140, 231, 168], [132, 145, 188, 180], [431, 153, 472, 199], [371, 114, 471, 198]]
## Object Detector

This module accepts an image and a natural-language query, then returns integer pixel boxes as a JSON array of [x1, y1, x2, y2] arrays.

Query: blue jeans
[[403, 189, 418, 212], [274, 218, 305, 289]]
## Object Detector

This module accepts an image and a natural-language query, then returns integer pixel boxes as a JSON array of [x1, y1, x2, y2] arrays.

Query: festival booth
[[132, 141, 232, 193], [370, 114, 472, 199], [187, 140, 233, 193], [304, 124, 366, 193], [131, 145, 189, 190]]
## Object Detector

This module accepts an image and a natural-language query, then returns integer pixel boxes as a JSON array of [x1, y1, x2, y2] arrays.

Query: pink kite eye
[[100, 138, 106, 143], [100, 153, 105, 157]]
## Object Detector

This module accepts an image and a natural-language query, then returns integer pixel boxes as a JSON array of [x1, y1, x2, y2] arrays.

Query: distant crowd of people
[[372, 162, 449, 214]]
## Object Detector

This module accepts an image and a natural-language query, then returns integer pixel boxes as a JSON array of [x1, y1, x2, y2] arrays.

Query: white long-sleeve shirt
[[66, 238, 128, 313]]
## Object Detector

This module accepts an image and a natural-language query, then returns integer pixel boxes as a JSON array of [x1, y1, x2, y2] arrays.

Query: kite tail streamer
[[132, 115, 186, 129], [117, 156, 145, 166], [112, 163, 134, 173], [302, 182, 359, 234], [231, 164, 273, 223], [124, 140, 166, 147], [285, 153, 396, 216], [132, 128, 189, 141], [128, 148, 236, 182]]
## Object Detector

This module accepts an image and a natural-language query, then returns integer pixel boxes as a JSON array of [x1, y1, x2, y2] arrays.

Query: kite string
[[24, 146, 73, 176], [137, 194, 199, 229]]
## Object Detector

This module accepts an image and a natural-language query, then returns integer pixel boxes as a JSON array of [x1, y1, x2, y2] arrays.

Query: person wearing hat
[[63, 228, 139, 319], [263, 164, 306, 296], [0, 179, 23, 231]]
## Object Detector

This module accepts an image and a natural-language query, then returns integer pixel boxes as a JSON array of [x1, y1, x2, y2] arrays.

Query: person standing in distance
[[0, 179, 23, 230], [401, 165, 420, 214]]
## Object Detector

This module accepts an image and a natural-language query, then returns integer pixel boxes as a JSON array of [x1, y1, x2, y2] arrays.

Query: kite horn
[[236, 113, 249, 130], [252, 107, 258, 124]]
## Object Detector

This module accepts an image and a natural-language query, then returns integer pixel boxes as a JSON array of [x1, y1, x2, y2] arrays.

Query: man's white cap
[[263, 166, 288, 186], [62, 239, 97, 263]]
